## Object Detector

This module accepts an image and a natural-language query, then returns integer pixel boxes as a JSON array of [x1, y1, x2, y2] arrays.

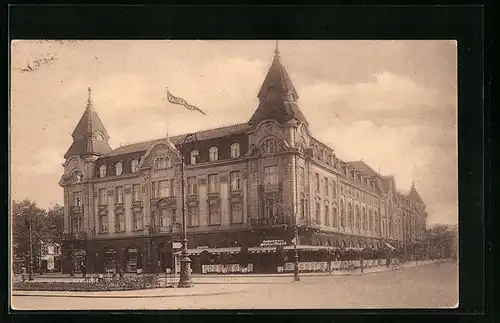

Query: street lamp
[[177, 133, 198, 288], [277, 202, 300, 282]]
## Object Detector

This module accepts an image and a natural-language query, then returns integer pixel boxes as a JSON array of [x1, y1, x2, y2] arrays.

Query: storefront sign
[[172, 242, 182, 249], [260, 239, 286, 247], [128, 248, 138, 253], [197, 246, 209, 249]]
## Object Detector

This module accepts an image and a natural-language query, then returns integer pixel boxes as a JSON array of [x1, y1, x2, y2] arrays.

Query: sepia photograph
[[10, 40, 459, 310]]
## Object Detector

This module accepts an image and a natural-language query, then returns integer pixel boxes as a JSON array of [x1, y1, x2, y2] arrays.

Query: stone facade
[[59, 46, 427, 274]]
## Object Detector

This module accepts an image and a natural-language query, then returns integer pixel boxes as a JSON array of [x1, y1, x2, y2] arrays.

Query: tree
[[45, 204, 64, 245], [12, 200, 47, 267], [426, 224, 457, 258]]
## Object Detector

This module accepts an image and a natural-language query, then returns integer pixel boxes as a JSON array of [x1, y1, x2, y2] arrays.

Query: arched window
[[155, 157, 170, 169], [230, 143, 240, 158], [99, 165, 107, 178], [190, 150, 199, 165], [73, 172, 83, 183], [130, 159, 139, 173], [115, 162, 123, 176], [209, 147, 219, 162], [263, 139, 275, 154]]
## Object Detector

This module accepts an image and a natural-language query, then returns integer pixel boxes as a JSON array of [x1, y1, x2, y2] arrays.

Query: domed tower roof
[[248, 41, 308, 126], [64, 87, 112, 159]]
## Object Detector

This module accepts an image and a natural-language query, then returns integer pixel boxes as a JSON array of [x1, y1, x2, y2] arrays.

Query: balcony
[[63, 232, 88, 240], [250, 216, 289, 228]]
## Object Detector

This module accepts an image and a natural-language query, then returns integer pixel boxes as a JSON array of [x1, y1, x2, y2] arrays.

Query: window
[[362, 207, 367, 230], [99, 215, 108, 233], [169, 180, 175, 197], [150, 210, 156, 228], [208, 200, 221, 225], [340, 200, 345, 227], [375, 211, 380, 234], [115, 162, 123, 176], [131, 159, 139, 173], [73, 192, 82, 207], [298, 167, 305, 190], [188, 205, 199, 227], [325, 205, 330, 226], [209, 147, 219, 161], [116, 213, 125, 232], [369, 209, 374, 231], [155, 157, 170, 169], [160, 208, 170, 227], [332, 206, 338, 227], [115, 186, 124, 204], [133, 212, 143, 231], [264, 166, 279, 185], [263, 139, 275, 154], [332, 181, 337, 197], [74, 172, 82, 183], [99, 165, 107, 178], [315, 203, 321, 224], [132, 184, 141, 202], [315, 173, 320, 191], [355, 205, 360, 229], [99, 188, 107, 206], [151, 182, 157, 199], [170, 208, 177, 224], [230, 171, 241, 191], [230, 143, 240, 158], [208, 174, 219, 193], [347, 203, 353, 228], [230, 199, 243, 224], [158, 180, 169, 198], [72, 216, 82, 233], [187, 177, 198, 195], [300, 199, 306, 219], [324, 177, 329, 195], [190, 150, 199, 165]]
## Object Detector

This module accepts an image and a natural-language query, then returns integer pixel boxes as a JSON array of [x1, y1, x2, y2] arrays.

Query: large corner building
[[60, 45, 428, 274]]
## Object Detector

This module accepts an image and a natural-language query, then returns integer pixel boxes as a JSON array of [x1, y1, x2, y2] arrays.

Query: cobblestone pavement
[[11, 261, 458, 310]]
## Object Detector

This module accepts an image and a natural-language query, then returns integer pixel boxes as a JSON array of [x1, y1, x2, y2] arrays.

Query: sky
[[10, 40, 457, 226]]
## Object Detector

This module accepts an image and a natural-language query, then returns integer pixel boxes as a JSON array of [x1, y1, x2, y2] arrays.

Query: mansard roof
[[103, 123, 250, 157]]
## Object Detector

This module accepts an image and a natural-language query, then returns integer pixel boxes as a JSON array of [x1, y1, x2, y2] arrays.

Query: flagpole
[[165, 88, 170, 141]]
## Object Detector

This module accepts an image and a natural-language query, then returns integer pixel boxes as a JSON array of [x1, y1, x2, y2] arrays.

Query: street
[[11, 261, 458, 310]]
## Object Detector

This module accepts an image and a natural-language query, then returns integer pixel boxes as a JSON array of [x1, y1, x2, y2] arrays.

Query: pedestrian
[[81, 261, 86, 279], [118, 266, 124, 279]]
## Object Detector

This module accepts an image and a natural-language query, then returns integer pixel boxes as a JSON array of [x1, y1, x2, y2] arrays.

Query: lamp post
[[27, 216, 34, 281], [177, 133, 197, 288]]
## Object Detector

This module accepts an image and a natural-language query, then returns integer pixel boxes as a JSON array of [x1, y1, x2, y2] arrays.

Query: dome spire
[[86, 87, 93, 111]]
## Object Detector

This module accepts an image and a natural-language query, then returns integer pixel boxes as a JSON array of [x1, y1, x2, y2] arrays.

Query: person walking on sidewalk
[[80, 261, 86, 279]]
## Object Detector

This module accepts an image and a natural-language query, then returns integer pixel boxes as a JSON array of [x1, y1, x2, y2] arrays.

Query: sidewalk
[[14, 259, 449, 284], [12, 283, 248, 298]]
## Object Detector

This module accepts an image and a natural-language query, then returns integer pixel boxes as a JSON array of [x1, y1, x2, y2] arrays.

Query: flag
[[167, 90, 206, 115]]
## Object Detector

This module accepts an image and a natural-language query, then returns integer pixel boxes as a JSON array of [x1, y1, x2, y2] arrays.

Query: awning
[[176, 247, 241, 255], [249, 246, 276, 253], [284, 245, 340, 252], [385, 242, 396, 251]]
